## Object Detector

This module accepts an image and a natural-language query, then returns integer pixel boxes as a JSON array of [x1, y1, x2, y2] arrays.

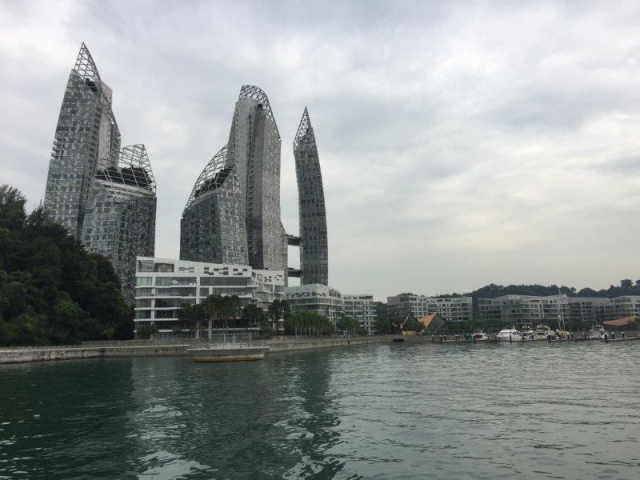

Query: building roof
[[603, 316, 637, 327], [184, 144, 233, 210], [293, 107, 313, 153], [95, 144, 156, 193], [238, 85, 280, 139], [418, 313, 438, 329]]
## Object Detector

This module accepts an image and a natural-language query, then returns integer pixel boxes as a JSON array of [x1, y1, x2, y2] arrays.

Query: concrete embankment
[[263, 336, 387, 353], [0, 336, 392, 365], [0, 344, 190, 365]]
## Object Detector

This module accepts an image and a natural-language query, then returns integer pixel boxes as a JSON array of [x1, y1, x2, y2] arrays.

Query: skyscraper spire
[[294, 107, 329, 285]]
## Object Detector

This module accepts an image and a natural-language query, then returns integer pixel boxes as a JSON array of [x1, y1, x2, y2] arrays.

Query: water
[[1, 341, 639, 479]]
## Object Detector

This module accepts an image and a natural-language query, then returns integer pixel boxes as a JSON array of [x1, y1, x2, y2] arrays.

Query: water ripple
[[0, 342, 639, 478]]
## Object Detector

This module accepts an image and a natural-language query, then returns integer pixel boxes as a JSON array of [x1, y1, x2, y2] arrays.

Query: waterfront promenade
[[1, 332, 637, 364], [0, 336, 390, 365]]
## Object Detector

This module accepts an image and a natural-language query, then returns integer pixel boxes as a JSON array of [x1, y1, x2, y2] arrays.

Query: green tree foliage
[[267, 299, 290, 325], [374, 316, 393, 334], [0, 184, 133, 345], [242, 303, 266, 327], [336, 316, 359, 335], [284, 311, 334, 337]]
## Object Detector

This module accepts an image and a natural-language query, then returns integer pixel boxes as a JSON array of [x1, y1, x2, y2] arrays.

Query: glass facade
[[180, 145, 248, 265], [44, 44, 156, 304], [82, 145, 157, 303], [294, 108, 329, 285], [181, 86, 287, 276], [44, 43, 120, 238]]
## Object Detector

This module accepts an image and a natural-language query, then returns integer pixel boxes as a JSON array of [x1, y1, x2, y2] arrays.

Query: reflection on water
[[1, 342, 639, 479]]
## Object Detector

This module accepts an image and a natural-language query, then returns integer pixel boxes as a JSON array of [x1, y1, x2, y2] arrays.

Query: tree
[[375, 316, 393, 334], [268, 299, 290, 330], [0, 184, 134, 345], [337, 316, 358, 335], [136, 323, 158, 340], [242, 303, 266, 327], [0, 185, 27, 231]]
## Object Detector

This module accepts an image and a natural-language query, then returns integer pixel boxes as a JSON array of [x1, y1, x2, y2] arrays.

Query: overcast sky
[[1, 0, 640, 300]]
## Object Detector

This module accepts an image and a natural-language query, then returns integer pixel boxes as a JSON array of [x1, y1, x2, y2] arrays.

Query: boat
[[588, 325, 605, 339], [521, 325, 535, 341], [187, 343, 270, 362], [533, 324, 555, 341], [472, 330, 488, 341], [496, 327, 524, 342]]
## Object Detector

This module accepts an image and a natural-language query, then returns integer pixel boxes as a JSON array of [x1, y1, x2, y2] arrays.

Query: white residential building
[[387, 294, 473, 323], [478, 295, 569, 326], [480, 294, 640, 326], [568, 297, 612, 324], [283, 284, 344, 325], [134, 257, 284, 336], [343, 294, 376, 334]]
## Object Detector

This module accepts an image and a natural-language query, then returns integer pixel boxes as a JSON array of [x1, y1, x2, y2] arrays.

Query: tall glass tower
[[82, 145, 157, 303], [180, 145, 248, 265], [44, 44, 156, 303], [294, 108, 329, 285], [181, 86, 287, 274], [228, 85, 287, 273], [44, 43, 120, 238]]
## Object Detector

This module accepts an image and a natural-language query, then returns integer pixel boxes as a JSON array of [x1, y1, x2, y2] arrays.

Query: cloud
[[1, 0, 640, 300]]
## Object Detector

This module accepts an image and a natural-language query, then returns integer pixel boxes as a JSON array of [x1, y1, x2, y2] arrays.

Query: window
[[137, 259, 154, 272], [155, 309, 178, 319], [156, 298, 195, 308], [154, 262, 175, 273], [200, 277, 250, 286], [155, 277, 197, 286], [136, 277, 152, 286]]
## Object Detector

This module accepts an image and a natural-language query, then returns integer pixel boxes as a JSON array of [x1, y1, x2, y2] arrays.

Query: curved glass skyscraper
[[182, 85, 287, 274], [294, 108, 329, 285], [82, 145, 157, 302], [228, 85, 287, 272], [44, 44, 156, 303], [180, 145, 248, 265], [44, 43, 121, 238]]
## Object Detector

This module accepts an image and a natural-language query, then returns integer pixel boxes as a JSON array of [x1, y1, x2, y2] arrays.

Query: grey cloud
[[2, 0, 640, 299]]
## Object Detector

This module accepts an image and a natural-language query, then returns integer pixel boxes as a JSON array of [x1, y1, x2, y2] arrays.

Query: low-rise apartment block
[[343, 294, 376, 334], [387, 294, 473, 323], [283, 284, 344, 325], [478, 294, 569, 326], [480, 294, 640, 325], [134, 257, 284, 336]]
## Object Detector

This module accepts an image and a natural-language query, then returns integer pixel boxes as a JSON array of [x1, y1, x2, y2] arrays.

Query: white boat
[[472, 330, 488, 341], [496, 327, 524, 342], [589, 325, 605, 339], [521, 325, 535, 341], [533, 324, 555, 341]]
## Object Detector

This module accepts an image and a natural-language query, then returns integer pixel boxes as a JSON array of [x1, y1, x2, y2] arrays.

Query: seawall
[[0, 336, 391, 365], [262, 336, 387, 352], [0, 344, 190, 365]]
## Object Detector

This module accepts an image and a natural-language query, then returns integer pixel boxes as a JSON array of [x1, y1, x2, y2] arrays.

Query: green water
[[1, 342, 639, 479]]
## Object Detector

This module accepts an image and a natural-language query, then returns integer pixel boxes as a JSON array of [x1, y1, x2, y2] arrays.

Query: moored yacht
[[496, 327, 524, 342], [588, 325, 605, 339], [521, 325, 535, 340], [533, 324, 555, 341], [472, 330, 488, 341]]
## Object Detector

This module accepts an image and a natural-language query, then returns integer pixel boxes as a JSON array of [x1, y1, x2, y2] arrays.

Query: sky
[[1, 0, 640, 301]]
